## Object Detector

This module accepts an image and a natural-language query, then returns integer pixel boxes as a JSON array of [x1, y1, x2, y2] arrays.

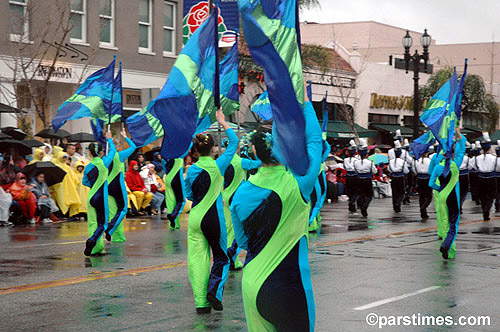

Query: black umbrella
[[68, 132, 95, 143], [36, 128, 71, 139], [0, 139, 32, 156], [0, 132, 12, 140], [22, 161, 66, 187], [1, 127, 27, 140], [144, 146, 161, 161], [22, 139, 45, 148]]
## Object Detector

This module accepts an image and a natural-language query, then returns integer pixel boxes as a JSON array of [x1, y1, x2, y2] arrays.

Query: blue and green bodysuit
[[223, 154, 261, 269], [308, 140, 330, 232], [83, 139, 116, 255], [105, 137, 137, 242], [230, 101, 322, 332], [184, 128, 238, 310], [164, 158, 186, 229], [429, 135, 465, 259]]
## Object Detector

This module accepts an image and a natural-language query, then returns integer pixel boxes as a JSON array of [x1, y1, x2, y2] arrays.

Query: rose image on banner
[[183, 0, 238, 47]]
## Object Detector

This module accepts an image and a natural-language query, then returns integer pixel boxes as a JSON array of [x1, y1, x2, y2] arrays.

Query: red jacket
[[125, 160, 146, 191]]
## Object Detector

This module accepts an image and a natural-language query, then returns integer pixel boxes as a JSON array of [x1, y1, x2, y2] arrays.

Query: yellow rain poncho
[[30, 148, 45, 164], [73, 159, 89, 214], [50, 147, 81, 216]]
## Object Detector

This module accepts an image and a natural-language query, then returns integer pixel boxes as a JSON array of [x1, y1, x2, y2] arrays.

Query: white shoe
[[42, 218, 52, 223], [327, 199, 332, 203], [162, 209, 168, 214], [29, 218, 36, 224]]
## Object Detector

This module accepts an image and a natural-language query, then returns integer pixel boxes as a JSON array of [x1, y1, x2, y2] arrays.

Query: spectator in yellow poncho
[[30, 148, 45, 164], [50, 146, 80, 216], [73, 159, 89, 215]]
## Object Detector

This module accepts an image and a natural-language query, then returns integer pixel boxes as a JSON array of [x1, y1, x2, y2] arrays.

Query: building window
[[9, 0, 29, 41], [138, 0, 153, 52], [99, 0, 115, 47], [163, 1, 176, 55], [368, 113, 399, 124], [70, 0, 87, 43]]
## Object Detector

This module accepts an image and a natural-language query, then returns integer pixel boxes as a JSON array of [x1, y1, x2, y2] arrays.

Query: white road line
[[353, 286, 441, 311]]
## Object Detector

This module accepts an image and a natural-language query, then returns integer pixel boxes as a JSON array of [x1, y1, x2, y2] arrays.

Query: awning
[[489, 130, 500, 142], [0, 103, 25, 113], [369, 123, 413, 137], [326, 121, 377, 139]]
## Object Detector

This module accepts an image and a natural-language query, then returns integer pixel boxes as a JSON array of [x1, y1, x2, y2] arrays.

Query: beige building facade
[[0, 0, 183, 134]]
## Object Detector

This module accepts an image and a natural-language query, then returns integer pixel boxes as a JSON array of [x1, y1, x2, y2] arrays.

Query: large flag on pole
[[219, 40, 239, 116], [109, 62, 123, 124], [52, 57, 117, 131], [419, 68, 458, 155], [239, 0, 308, 175], [149, 9, 219, 159], [125, 42, 239, 147]]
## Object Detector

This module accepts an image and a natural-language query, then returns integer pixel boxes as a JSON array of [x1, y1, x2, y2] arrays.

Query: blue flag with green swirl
[[53, 57, 121, 131], [239, 0, 308, 175]]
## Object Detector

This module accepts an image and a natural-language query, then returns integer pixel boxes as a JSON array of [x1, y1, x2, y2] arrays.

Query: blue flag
[[149, 9, 218, 159], [420, 68, 458, 155], [53, 57, 117, 131], [109, 62, 123, 123], [250, 91, 273, 121], [409, 131, 435, 160], [239, 0, 308, 175]]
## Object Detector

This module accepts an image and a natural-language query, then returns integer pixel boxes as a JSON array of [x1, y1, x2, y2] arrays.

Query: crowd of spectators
[[0, 139, 173, 226]]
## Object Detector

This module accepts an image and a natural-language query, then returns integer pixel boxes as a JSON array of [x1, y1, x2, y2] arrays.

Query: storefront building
[[0, 0, 183, 135]]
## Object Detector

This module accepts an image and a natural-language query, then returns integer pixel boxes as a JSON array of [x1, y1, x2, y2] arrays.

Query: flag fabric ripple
[[148, 10, 218, 159], [52, 58, 119, 131], [239, 0, 308, 175]]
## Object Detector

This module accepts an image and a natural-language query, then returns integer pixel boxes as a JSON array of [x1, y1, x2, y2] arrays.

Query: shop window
[[99, 0, 115, 47], [70, 0, 87, 43], [139, 0, 153, 53], [368, 113, 398, 124], [163, 1, 176, 55], [9, 0, 29, 42]]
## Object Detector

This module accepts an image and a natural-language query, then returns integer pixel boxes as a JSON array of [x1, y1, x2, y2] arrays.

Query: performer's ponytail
[[194, 133, 214, 156], [88, 143, 103, 157], [251, 129, 278, 165]]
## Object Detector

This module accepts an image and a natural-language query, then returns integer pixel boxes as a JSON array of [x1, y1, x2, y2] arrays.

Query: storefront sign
[[123, 89, 142, 108], [304, 72, 355, 88], [35, 64, 73, 79], [370, 93, 428, 111]]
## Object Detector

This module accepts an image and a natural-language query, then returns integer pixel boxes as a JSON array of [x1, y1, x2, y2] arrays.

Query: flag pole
[[209, 0, 222, 156]]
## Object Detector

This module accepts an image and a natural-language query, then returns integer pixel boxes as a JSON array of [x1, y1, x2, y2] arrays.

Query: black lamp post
[[402, 29, 431, 139]]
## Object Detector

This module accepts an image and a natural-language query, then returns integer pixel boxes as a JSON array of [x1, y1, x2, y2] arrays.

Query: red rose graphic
[[186, 2, 224, 35]]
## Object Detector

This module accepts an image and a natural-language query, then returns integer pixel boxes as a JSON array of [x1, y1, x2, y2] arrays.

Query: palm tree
[[298, 0, 321, 11]]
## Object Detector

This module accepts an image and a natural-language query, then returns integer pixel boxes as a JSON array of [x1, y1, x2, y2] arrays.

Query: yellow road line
[[0, 261, 187, 295]]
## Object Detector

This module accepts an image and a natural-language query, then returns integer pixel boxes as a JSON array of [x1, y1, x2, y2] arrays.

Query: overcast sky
[[300, 0, 500, 45]]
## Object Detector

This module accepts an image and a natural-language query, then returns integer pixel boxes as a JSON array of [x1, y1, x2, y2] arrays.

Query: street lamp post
[[402, 29, 431, 139]]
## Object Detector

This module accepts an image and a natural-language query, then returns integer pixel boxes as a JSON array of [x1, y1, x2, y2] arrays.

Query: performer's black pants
[[357, 178, 373, 211], [345, 175, 359, 211], [391, 176, 406, 212], [417, 177, 432, 214], [478, 176, 496, 219]]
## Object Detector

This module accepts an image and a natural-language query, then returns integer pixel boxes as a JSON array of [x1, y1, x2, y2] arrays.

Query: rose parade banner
[[183, 0, 239, 47]]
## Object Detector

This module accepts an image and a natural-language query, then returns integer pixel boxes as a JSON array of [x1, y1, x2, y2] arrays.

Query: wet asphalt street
[[1, 195, 500, 331]]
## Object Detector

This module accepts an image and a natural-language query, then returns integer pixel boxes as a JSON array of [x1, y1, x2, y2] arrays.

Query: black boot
[[206, 293, 223, 311], [84, 239, 96, 256], [420, 209, 429, 219]]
